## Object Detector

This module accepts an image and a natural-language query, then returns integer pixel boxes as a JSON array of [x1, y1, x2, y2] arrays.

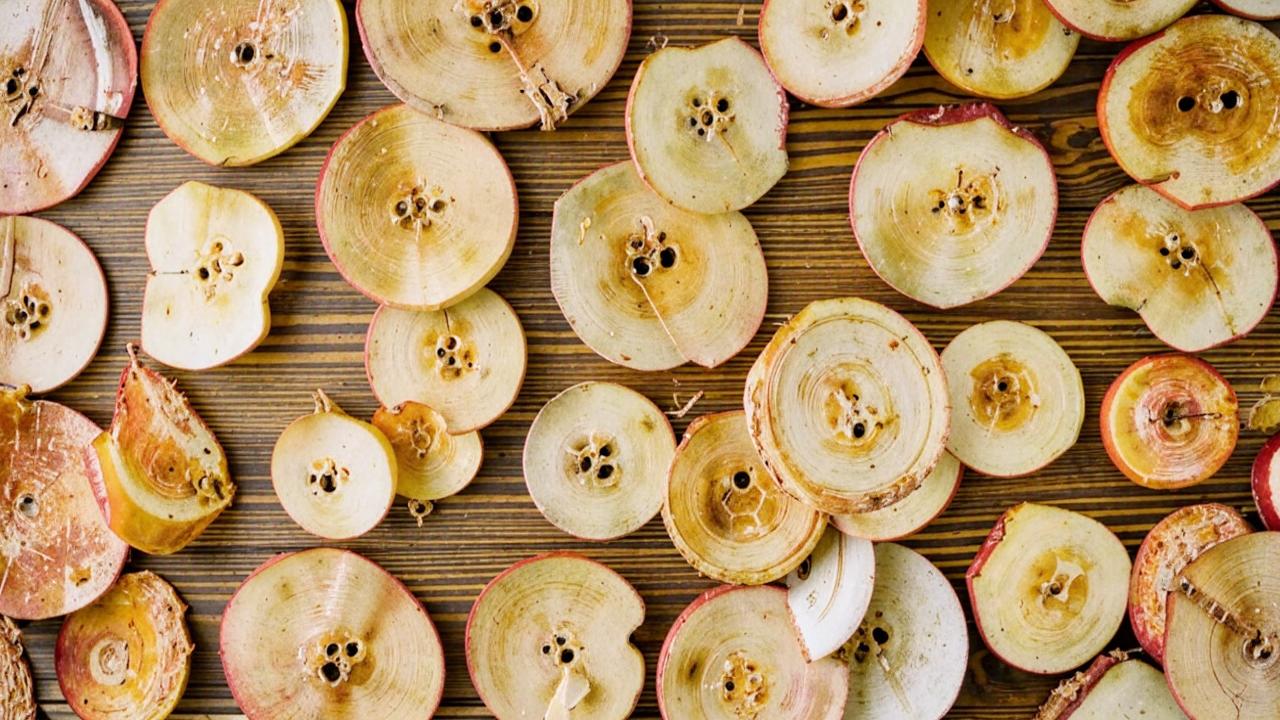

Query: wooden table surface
[[17, 1, 1280, 717]]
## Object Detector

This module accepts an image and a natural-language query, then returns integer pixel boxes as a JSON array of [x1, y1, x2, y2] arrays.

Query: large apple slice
[[372, 401, 482, 503], [1, 617, 35, 720], [1034, 651, 1186, 720], [1212, 0, 1280, 18], [550, 161, 767, 371], [967, 503, 1131, 675], [627, 38, 789, 214], [1043, 0, 1195, 41], [317, 104, 517, 311], [832, 451, 962, 541], [784, 526, 875, 662], [1252, 434, 1280, 531]]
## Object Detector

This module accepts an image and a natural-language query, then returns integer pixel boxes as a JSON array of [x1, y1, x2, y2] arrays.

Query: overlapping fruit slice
[[222, 548, 445, 719], [1034, 650, 1185, 720], [1252, 434, 1280, 531], [317, 104, 517, 310], [372, 402, 482, 503], [850, 103, 1057, 309], [1, 617, 35, 720], [550, 161, 767, 371], [1043, 0, 1195, 41], [467, 553, 644, 720], [1212, 0, 1280, 18], [627, 38, 789, 214], [141, 0, 347, 166], [831, 451, 962, 541], [784, 526, 874, 662]]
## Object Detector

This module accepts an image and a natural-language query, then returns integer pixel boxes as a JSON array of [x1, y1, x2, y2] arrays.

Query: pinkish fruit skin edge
[[1252, 435, 1280, 531]]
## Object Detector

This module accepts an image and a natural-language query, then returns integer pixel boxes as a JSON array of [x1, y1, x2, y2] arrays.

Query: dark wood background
[[18, 1, 1280, 717]]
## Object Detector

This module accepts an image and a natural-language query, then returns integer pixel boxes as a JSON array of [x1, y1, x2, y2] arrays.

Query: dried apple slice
[[784, 526, 874, 662], [967, 502, 1131, 675], [1252, 434, 1280, 531], [1100, 354, 1237, 490], [1211, 0, 1280, 19], [1034, 651, 1185, 720], [372, 401, 481, 503], [1043, 0, 1195, 41], [1, 616, 35, 720], [626, 37, 789, 214], [55, 571, 193, 720], [466, 553, 644, 720], [831, 451, 963, 541]]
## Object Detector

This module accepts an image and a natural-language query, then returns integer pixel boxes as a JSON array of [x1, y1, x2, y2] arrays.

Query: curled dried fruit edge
[[1033, 650, 1185, 720], [1, 616, 35, 720], [1251, 434, 1280, 530], [784, 526, 875, 662]]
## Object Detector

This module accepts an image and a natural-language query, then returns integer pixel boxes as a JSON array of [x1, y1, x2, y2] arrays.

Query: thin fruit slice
[[784, 526, 874, 662], [663, 411, 826, 585], [849, 103, 1057, 309], [141, 0, 347, 166], [1212, 0, 1280, 18], [1100, 353, 1238, 490], [222, 548, 445, 719], [831, 451, 963, 541], [550, 161, 767, 370], [1043, 0, 1195, 41], [1, 617, 35, 720], [55, 571, 193, 720], [1252, 434, 1280, 530], [372, 401, 482, 503], [317, 104, 517, 310], [744, 297, 949, 515], [0, 216, 108, 392], [627, 37, 789, 214], [1034, 651, 1186, 720], [466, 553, 644, 720], [967, 502, 1131, 675], [365, 287, 526, 434]]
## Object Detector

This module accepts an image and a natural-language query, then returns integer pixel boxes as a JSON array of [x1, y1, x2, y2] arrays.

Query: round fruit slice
[[141, 0, 347, 166], [923, 0, 1079, 99], [372, 401, 482, 503], [0, 387, 127, 620], [141, 182, 285, 370], [550, 161, 767, 371], [1083, 184, 1277, 352], [849, 103, 1057, 309], [1, 617, 35, 720], [317, 104, 517, 310], [1252, 434, 1280, 531], [466, 553, 644, 720], [55, 571, 193, 720], [366, 288, 526, 434], [658, 585, 848, 720], [222, 548, 445, 719], [1043, 0, 1195, 41], [358, 0, 630, 131], [758, 0, 925, 107], [831, 451, 963, 541], [627, 37, 789, 214], [744, 297, 949, 515], [1100, 354, 1238, 490], [1034, 651, 1185, 720], [1099, 15, 1280, 210], [784, 526, 874, 662], [0, 216, 108, 393], [967, 502, 1131, 675], [663, 411, 826, 585], [1212, 0, 1280, 19], [1128, 503, 1250, 665]]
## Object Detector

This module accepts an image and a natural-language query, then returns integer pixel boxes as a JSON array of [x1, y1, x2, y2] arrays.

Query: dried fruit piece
[[1211, 0, 1280, 19], [967, 503, 1131, 675], [831, 451, 962, 541], [627, 37, 789, 214], [141, 0, 347, 166], [1043, 0, 1195, 41], [467, 553, 643, 720], [550, 161, 767, 370], [372, 401, 481, 503], [1251, 434, 1280, 530], [849, 103, 1057, 309], [56, 571, 193, 720], [0, 616, 35, 720], [784, 527, 874, 662], [1034, 651, 1185, 720], [222, 548, 445, 719]]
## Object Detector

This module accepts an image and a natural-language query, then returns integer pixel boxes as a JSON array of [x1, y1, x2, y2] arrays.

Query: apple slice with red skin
[[1211, 0, 1280, 19], [1251, 434, 1280, 531], [832, 452, 962, 542], [1034, 650, 1186, 720], [372, 401, 482, 503], [0, 616, 35, 720], [784, 526, 875, 662], [1043, 0, 1195, 41]]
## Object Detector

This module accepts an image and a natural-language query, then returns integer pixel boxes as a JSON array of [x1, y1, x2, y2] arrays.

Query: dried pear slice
[[663, 411, 826, 586], [784, 526, 874, 662], [372, 401, 482, 503], [0, 216, 108, 393], [967, 502, 1131, 675], [466, 553, 644, 720], [550, 161, 767, 370], [1043, 0, 1195, 41], [626, 37, 789, 214], [1035, 651, 1186, 720], [317, 104, 517, 310], [1252, 434, 1280, 531], [141, 0, 347, 166], [1, 616, 35, 720], [1212, 0, 1280, 18], [831, 451, 962, 542], [222, 548, 445, 719]]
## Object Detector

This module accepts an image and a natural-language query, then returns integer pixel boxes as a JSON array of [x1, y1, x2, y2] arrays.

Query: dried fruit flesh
[[831, 451, 962, 541], [1043, 0, 1195, 41], [1251, 434, 1280, 530], [0, 616, 35, 720], [1211, 0, 1280, 19], [1034, 651, 1185, 720], [372, 401, 481, 502], [784, 526, 874, 662]]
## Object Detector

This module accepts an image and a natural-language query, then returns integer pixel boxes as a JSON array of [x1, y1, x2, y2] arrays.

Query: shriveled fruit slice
[[1252, 434, 1280, 531], [466, 553, 644, 720], [1043, 0, 1195, 41], [1034, 651, 1186, 720], [372, 401, 481, 503], [222, 548, 445, 719], [627, 38, 789, 214], [550, 161, 767, 371], [0, 216, 108, 393], [831, 452, 962, 541], [141, 0, 347, 166], [1211, 0, 1280, 19], [784, 527, 874, 662], [55, 571, 193, 720], [1100, 354, 1237, 490], [366, 288, 526, 434], [1, 617, 35, 720], [967, 502, 1131, 675], [744, 297, 949, 515], [658, 585, 848, 720]]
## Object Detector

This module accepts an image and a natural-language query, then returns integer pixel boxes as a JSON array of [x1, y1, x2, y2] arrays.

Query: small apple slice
[[967, 502, 1131, 675], [1043, 0, 1195, 41], [1100, 354, 1237, 490], [372, 401, 482, 503], [1034, 651, 1186, 720], [1211, 0, 1280, 18], [627, 38, 789, 214], [0, 617, 35, 720], [1252, 434, 1280, 531], [784, 526, 875, 662], [832, 451, 962, 541], [318, 104, 517, 311]]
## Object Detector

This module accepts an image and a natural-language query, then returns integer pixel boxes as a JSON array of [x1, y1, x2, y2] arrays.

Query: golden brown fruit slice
[[318, 104, 517, 310], [967, 503, 1131, 675], [1034, 651, 1186, 720], [0, 216, 108, 393], [372, 402, 482, 503], [627, 38, 789, 214], [550, 161, 767, 371], [1100, 354, 1237, 490], [663, 411, 826, 586], [141, 0, 347, 167], [1043, 0, 1195, 41], [1, 616, 35, 720], [466, 553, 644, 720], [831, 451, 962, 541], [55, 571, 193, 720], [784, 527, 874, 662], [1252, 434, 1280, 531], [1212, 0, 1280, 18]]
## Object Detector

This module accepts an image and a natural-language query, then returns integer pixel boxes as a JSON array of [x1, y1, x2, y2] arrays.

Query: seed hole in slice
[[1043, 0, 1196, 41], [784, 527, 875, 662], [373, 401, 482, 503]]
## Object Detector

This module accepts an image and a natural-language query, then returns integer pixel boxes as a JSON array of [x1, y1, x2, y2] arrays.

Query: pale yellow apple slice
[[1035, 651, 1186, 720], [372, 401, 482, 503], [0, 616, 35, 720], [627, 37, 789, 214], [784, 527, 874, 662], [832, 452, 962, 541], [1212, 0, 1280, 18], [1043, 0, 1195, 41]]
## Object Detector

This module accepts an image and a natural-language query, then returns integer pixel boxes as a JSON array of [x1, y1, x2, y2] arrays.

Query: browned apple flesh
[[0, 616, 35, 720], [1252, 434, 1280, 531], [832, 451, 962, 541], [1043, 0, 1195, 41], [1034, 651, 1185, 720], [784, 527, 874, 662], [1212, 0, 1280, 19], [372, 401, 482, 503]]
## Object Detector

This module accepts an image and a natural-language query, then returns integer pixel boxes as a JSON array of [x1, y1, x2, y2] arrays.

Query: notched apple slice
[[372, 401, 481, 503], [784, 527, 874, 662], [1212, 0, 1280, 19], [1034, 650, 1185, 720], [1044, 0, 1195, 41], [1252, 434, 1280, 531], [832, 451, 962, 541], [627, 37, 789, 214], [1, 616, 35, 720]]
